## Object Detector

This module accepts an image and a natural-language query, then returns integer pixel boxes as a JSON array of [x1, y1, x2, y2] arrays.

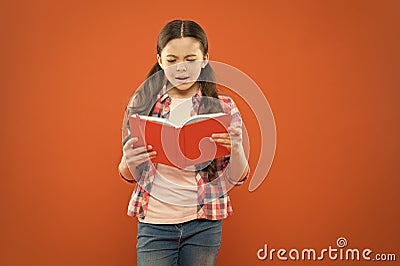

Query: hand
[[122, 137, 157, 172], [212, 126, 249, 184], [211, 126, 242, 152]]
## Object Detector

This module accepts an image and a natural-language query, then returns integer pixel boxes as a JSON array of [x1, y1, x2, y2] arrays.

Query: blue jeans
[[137, 219, 222, 266]]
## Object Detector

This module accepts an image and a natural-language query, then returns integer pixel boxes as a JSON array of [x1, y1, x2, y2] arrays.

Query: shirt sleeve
[[220, 95, 250, 186]]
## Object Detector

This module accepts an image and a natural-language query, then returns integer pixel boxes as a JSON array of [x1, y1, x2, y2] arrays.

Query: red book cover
[[128, 113, 231, 169]]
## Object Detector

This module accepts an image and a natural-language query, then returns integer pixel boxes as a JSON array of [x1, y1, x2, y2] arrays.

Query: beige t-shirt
[[139, 97, 198, 224]]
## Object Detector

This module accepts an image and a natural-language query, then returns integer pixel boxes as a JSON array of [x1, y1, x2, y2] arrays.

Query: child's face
[[158, 37, 208, 92]]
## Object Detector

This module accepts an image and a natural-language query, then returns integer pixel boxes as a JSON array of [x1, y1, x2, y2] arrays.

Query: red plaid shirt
[[123, 85, 248, 220]]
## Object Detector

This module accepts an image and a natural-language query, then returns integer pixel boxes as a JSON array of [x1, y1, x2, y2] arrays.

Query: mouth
[[174, 76, 191, 85], [175, 76, 190, 81]]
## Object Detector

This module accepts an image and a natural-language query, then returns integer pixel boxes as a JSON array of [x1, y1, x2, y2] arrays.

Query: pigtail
[[128, 63, 164, 117], [196, 64, 224, 181]]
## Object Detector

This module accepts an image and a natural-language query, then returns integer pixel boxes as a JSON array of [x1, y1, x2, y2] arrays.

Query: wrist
[[230, 142, 244, 155], [118, 157, 136, 183], [226, 165, 249, 185]]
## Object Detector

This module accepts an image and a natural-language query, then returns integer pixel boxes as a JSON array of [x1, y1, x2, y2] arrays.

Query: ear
[[202, 53, 209, 69], [157, 54, 164, 69]]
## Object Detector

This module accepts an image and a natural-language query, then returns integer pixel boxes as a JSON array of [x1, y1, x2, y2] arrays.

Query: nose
[[176, 62, 187, 72]]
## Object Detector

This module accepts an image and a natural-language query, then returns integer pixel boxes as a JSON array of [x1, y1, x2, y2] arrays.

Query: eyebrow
[[166, 54, 198, 58]]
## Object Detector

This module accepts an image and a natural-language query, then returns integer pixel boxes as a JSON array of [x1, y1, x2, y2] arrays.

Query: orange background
[[1, 0, 399, 265]]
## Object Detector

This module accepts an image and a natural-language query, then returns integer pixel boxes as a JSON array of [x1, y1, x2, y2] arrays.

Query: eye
[[167, 59, 176, 63], [186, 59, 196, 62]]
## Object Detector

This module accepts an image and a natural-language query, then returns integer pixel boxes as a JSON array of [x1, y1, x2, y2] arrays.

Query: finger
[[124, 147, 151, 159], [124, 140, 154, 153], [211, 135, 230, 141], [211, 133, 230, 138], [123, 137, 138, 151], [125, 137, 138, 145], [126, 151, 157, 166], [212, 134, 230, 141], [124, 136, 149, 149], [212, 138, 231, 145], [135, 151, 157, 163], [124, 144, 147, 154]]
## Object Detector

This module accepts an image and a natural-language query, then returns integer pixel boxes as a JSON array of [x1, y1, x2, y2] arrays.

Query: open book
[[128, 113, 231, 168]]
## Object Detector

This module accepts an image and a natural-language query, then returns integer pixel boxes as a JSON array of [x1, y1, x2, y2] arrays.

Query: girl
[[118, 20, 249, 266]]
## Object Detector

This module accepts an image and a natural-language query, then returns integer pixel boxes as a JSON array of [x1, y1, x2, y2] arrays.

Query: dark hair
[[130, 20, 222, 115], [127, 20, 223, 179]]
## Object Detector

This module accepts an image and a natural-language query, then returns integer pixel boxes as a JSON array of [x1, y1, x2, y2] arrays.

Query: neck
[[167, 82, 200, 99]]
